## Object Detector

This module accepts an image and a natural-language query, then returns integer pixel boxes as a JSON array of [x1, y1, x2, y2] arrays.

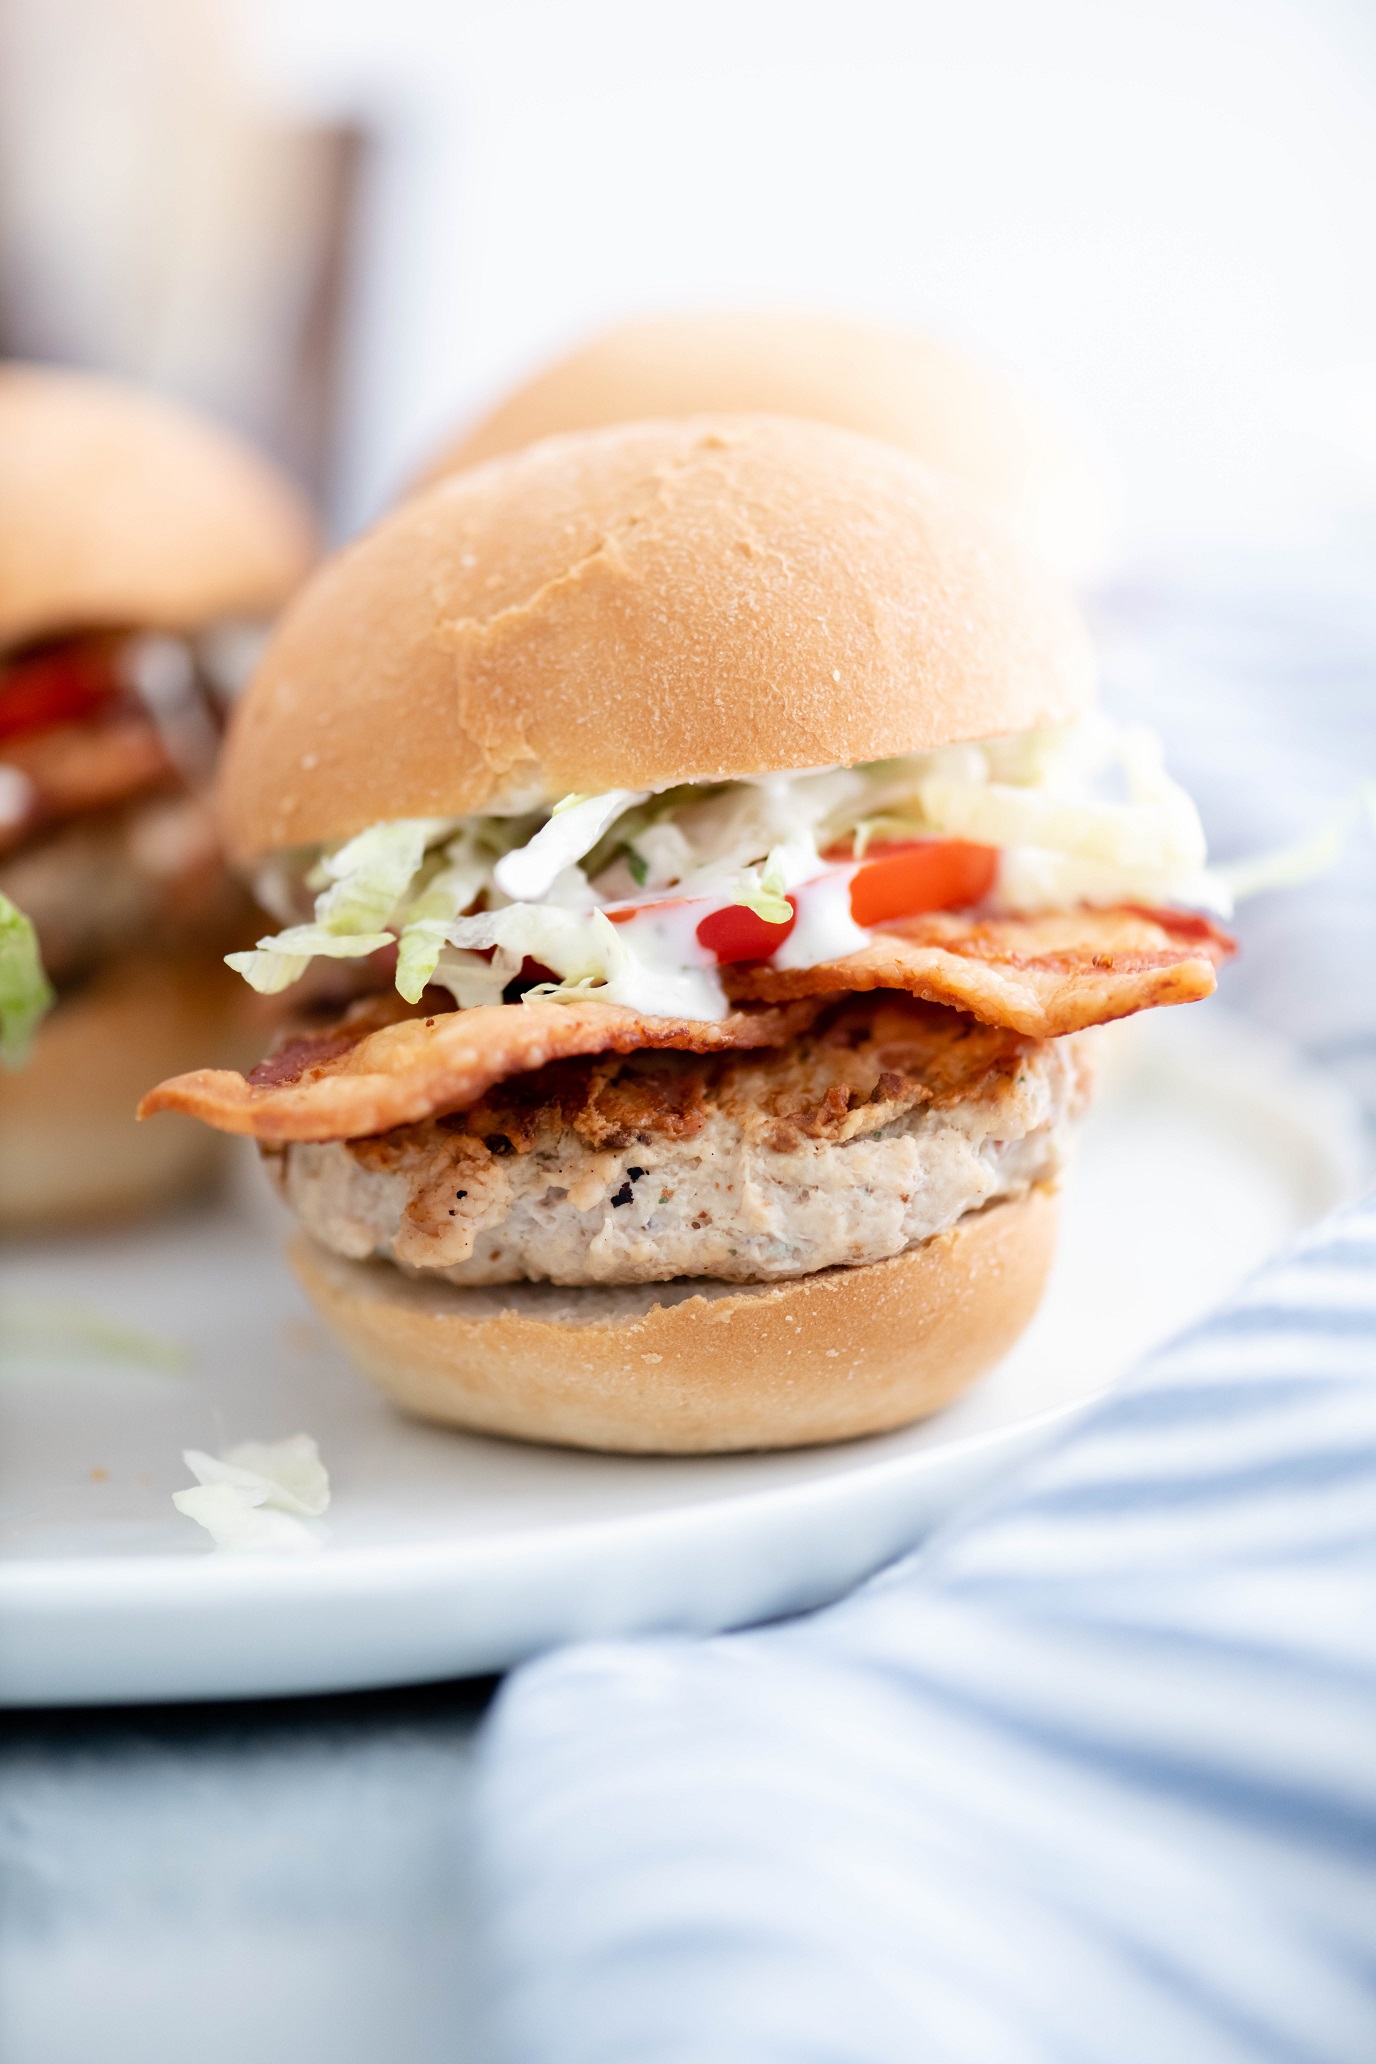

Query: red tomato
[[695, 899, 797, 963], [0, 637, 122, 745], [606, 895, 797, 964], [847, 840, 997, 927], [605, 901, 677, 925]]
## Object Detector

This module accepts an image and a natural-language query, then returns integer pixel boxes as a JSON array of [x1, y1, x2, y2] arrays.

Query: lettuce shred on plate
[[223, 715, 1239, 1023], [172, 1433, 330, 1554], [0, 889, 55, 1067]]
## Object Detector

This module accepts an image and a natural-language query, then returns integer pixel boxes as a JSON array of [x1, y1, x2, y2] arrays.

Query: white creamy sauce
[[601, 901, 729, 1020], [773, 867, 869, 970]]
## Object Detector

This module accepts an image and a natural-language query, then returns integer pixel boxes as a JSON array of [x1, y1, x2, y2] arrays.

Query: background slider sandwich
[[414, 310, 1107, 581], [0, 366, 315, 1227], [142, 417, 1232, 1452]]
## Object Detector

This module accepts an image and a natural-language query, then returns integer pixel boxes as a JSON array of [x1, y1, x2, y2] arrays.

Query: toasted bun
[[0, 956, 255, 1229], [219, 415, 1093, 861], [0, 364, 317, 653], [290, 1185, 1057, 1453], [415, 313, 1109, 580]]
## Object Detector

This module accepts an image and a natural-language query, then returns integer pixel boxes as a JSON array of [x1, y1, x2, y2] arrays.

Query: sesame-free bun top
[[414, 312, 1109, 581], [0, 364, 317, 653], [218, 414, 1094, 863]]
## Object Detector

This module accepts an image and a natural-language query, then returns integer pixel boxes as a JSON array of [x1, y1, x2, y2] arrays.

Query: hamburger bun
[[0, 956, 256, 1230], [219, 414, 1093, 862], [0, 363, 317, 653], [414, 312, 1109, 580], [291, 1184, 1058, 1453]]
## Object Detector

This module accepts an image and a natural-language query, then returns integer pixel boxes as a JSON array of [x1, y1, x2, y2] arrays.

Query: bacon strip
[[139, 905, 1233, 1143], [138, 997, 829, 1142], [724, 906, 1233, 1038]]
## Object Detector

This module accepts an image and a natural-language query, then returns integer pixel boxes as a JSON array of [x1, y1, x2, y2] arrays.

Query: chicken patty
[[270, 995, 1094, 1287]]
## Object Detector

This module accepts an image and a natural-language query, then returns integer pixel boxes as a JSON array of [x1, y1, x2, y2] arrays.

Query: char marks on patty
[[452, 996, 1030, 1161], [141, 992, 832, 1141]]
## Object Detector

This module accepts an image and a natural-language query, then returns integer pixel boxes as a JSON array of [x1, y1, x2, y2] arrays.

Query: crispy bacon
[[138, 905, 1233, 1143], [723, 906, 1233, 1037], [139, 996, 830, 1142]]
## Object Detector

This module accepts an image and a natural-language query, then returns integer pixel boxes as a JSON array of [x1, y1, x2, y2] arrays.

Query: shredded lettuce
[[730, 841, 813, 923], [626, 818, 692, 888], [219, 717, 1252, 1019], [314, 818, 446, 931], [394, 919, 452, 1004], [449, 904, 623, 989], [185, 1434, 330, 1515], [172, 1484, 321, 1553], [620, 773, 857, 901], [849, 719, 1228, 916], [226, 924, 396, 994], [394, 830, 501, 1002], [430, 946, 510, 1010], [494, 789, 648, 902], [917, 776, 1202, 873], [173, 1433, 330, 1554], [996, 846, 1230, 917], [0, 892, 55, 1068], [228, 817, 450, 993]]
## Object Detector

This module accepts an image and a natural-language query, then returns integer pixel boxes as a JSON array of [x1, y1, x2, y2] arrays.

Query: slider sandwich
[[142, 417, 1230, 1451], [415, 310, 1106, 579], [0, 366, 315, 1225]]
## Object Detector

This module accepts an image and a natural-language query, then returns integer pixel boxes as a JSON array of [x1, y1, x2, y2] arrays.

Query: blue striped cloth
[[476, 1199, 1376, 2061], [474, 559, 1376, 2061]]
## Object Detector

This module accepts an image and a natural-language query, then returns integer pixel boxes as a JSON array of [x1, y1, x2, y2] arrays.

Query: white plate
[[0, 1004, 1362, 1707]]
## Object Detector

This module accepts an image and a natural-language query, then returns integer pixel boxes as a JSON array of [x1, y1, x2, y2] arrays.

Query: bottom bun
[[290, 1184, 1058, 1454], [0, 955, 254, 1231]]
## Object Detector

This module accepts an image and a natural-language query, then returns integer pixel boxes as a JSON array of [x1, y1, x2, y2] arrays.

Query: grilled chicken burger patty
[[270, 996, 1092, 1286]]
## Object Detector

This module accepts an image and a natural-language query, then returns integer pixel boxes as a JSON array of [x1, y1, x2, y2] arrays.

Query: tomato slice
[[607, 895, 797, 964], [847, 840, 997, 927], [600, 841, 995, 969], [696, 899, 797, 963], [0, 637, 123, 745]]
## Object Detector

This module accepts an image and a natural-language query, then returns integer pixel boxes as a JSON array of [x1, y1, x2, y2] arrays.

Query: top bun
[[0, 364, 318, 653], [218, 415, 1094, 863], [414, 312, 1108, 581]]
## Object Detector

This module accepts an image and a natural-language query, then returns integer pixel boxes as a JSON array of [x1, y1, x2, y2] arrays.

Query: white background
[[237, 0, 1376, 561]]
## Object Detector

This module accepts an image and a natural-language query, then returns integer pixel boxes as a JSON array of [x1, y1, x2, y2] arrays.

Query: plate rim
[[0, 1389, 1097, 1608]]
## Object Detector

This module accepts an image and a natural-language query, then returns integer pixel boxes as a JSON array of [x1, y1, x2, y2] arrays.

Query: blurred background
[[3, 0, 1375, 565]]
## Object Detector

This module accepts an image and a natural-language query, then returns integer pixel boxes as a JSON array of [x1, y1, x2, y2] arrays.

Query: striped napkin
[[477, 1196, 1376, 2062], [474, 555, 1376, 2060]]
